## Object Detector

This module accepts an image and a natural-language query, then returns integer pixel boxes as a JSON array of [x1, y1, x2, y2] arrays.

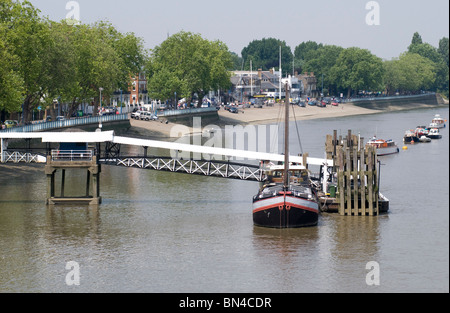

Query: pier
[[45, 152, 101, 205], [1, 130, 388, 215], [321, 130, 386, 216], [1, 131, 333, 206]]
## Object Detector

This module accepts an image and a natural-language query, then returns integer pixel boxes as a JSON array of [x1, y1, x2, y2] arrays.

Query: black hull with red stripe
[[253, 190, 319, 228]]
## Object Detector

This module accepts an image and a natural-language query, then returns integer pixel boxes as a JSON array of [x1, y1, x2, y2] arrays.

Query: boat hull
[[403, 136, 419, 144], [376, 146, 400, 156], [253, 196, 319, 228]]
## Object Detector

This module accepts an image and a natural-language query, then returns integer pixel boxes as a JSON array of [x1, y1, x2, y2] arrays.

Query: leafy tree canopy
[[241, 38, 293, 74], [147, 31, 232, 105]]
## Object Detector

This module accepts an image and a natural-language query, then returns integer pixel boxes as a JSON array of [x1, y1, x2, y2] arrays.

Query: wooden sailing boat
[[252, 84, 320, 228]]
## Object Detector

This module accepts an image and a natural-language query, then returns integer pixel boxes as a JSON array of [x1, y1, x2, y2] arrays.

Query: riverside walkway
[[0, 113, 129, 133]]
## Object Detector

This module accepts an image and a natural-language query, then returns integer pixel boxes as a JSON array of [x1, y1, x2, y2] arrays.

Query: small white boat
[[419, 136, 431, 143], [429, 115, 446, 129], [366, 137, 400, 156], [427, 128, 442, 140]]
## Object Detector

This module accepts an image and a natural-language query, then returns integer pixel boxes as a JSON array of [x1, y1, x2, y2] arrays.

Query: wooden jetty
[[320, 130, 388, 216]]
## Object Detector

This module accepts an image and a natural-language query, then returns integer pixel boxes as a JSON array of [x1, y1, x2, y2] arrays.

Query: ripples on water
[[0, 107, 448, 293]]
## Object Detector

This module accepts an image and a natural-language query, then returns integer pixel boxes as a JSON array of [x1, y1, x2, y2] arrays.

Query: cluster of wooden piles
[[321, 130, 386, 216]]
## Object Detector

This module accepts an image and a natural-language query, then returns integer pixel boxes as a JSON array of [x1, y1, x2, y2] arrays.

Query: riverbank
[[126, 99, 448, 139]]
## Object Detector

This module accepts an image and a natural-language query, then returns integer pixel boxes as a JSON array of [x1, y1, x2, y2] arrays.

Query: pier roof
[[0, 131, 115, 143]]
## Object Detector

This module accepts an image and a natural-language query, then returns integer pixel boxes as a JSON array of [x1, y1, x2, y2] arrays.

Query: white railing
[[51, 150, 94, 162], [1, 151, 46, 163], [0, 114, 129, 133]]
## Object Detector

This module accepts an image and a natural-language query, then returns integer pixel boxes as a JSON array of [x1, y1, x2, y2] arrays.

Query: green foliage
[[302, 45, 344, 94], [329, 47, 384, 97], [384, 53, 436, 94], [241, 38, 293, 74], [405, 32, 449, 96], [0, 0, 147, 121], [147, 31, 232, 104], [0, 21, 23, 113]]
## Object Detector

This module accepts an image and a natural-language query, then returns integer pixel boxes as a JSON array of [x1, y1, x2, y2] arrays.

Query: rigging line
[[270, 101, 284, 154], [291, 103, 304, 155]]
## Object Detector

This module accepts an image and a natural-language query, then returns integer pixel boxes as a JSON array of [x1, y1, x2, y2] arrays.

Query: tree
[[383, 53, 436, 95], [409, 32, 423, 49], [303, 45, 344, 95], [230, 52, 244, 71], [408, 33, 449, 96], [241, 38, 293, 74], [147, 31, 232, 106], [0, 24, 23, 114], [438, 37, 449, 66], [294, 41, 323, 73], [0, 0, 148, 121], [329, 47, 384, 97], [436, 37, 449, 97], [5, 1, 52, 124]]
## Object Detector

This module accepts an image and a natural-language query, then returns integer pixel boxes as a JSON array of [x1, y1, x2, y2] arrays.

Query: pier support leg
[[86, 170, 91, 197], [89, 163, 102, 205], [61, 169, 66, 198], [45, 168, 56, 205]]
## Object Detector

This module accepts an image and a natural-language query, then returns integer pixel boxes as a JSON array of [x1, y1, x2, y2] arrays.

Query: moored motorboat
[[366, 137, 400, 156], [415, 126, 429, 138], [429, 114, 447, 129], [427, 128, 442, 140], [403, 130, 419, 144]]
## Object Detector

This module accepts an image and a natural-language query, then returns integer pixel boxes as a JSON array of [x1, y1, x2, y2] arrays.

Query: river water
[[0, 106, 448, 293]]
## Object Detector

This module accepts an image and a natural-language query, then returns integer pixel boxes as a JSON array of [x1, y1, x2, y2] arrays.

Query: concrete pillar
[[61, 169, 66, 198], [1, 138, 4, 163], [86, 170, 91, 197]]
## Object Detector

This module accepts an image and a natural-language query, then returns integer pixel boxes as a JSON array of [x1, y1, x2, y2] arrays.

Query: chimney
[[269, 68, 274, 74], [258, 69, 262, 79]]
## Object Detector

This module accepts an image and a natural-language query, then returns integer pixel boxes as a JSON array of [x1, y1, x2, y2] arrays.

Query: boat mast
[[284, 82, 290, 189]]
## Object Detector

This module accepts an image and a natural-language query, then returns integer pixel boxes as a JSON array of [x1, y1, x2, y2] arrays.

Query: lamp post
[[119, 88, 123, 114], [99, 87, 104, 130]]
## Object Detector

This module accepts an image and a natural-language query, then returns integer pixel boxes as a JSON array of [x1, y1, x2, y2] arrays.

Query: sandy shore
[[127, 102, 445, 139]]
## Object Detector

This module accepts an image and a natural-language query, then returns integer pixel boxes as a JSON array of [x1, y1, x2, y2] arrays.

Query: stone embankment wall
[[352, 94, 447, 111]]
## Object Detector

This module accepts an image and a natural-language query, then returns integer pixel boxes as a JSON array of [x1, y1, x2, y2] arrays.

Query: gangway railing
[[0, 114, 129, 133], [51, 150, 94, 162], [100, 156, 264, 182], [1, 151, 46, 163]]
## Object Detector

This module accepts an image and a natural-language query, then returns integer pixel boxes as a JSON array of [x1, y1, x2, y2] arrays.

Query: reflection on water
[[0, 107, 448, 293]]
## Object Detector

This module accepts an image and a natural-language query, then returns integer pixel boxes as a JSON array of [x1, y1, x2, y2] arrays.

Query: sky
[[30, 0, 449, 60]]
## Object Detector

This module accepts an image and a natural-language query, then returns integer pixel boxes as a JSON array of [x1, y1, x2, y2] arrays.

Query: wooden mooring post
[[325, 130, 379, 216]]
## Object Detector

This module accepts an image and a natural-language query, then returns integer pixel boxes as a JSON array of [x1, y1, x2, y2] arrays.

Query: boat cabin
[[262, 164, 310, 186]]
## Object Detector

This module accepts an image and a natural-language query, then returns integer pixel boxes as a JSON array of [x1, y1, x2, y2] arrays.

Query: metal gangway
[[1, 131, 333, 182]]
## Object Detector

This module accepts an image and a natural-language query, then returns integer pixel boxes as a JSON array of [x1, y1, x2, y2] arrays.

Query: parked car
[[4, 120, 19, 128], [308, 100, 316, 106], [56, 116, 65, 121], [140, 112, 158, 121], [131, 111, 143, 119], [229, 107, 239, 114], [331, 101, 339, 106]]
